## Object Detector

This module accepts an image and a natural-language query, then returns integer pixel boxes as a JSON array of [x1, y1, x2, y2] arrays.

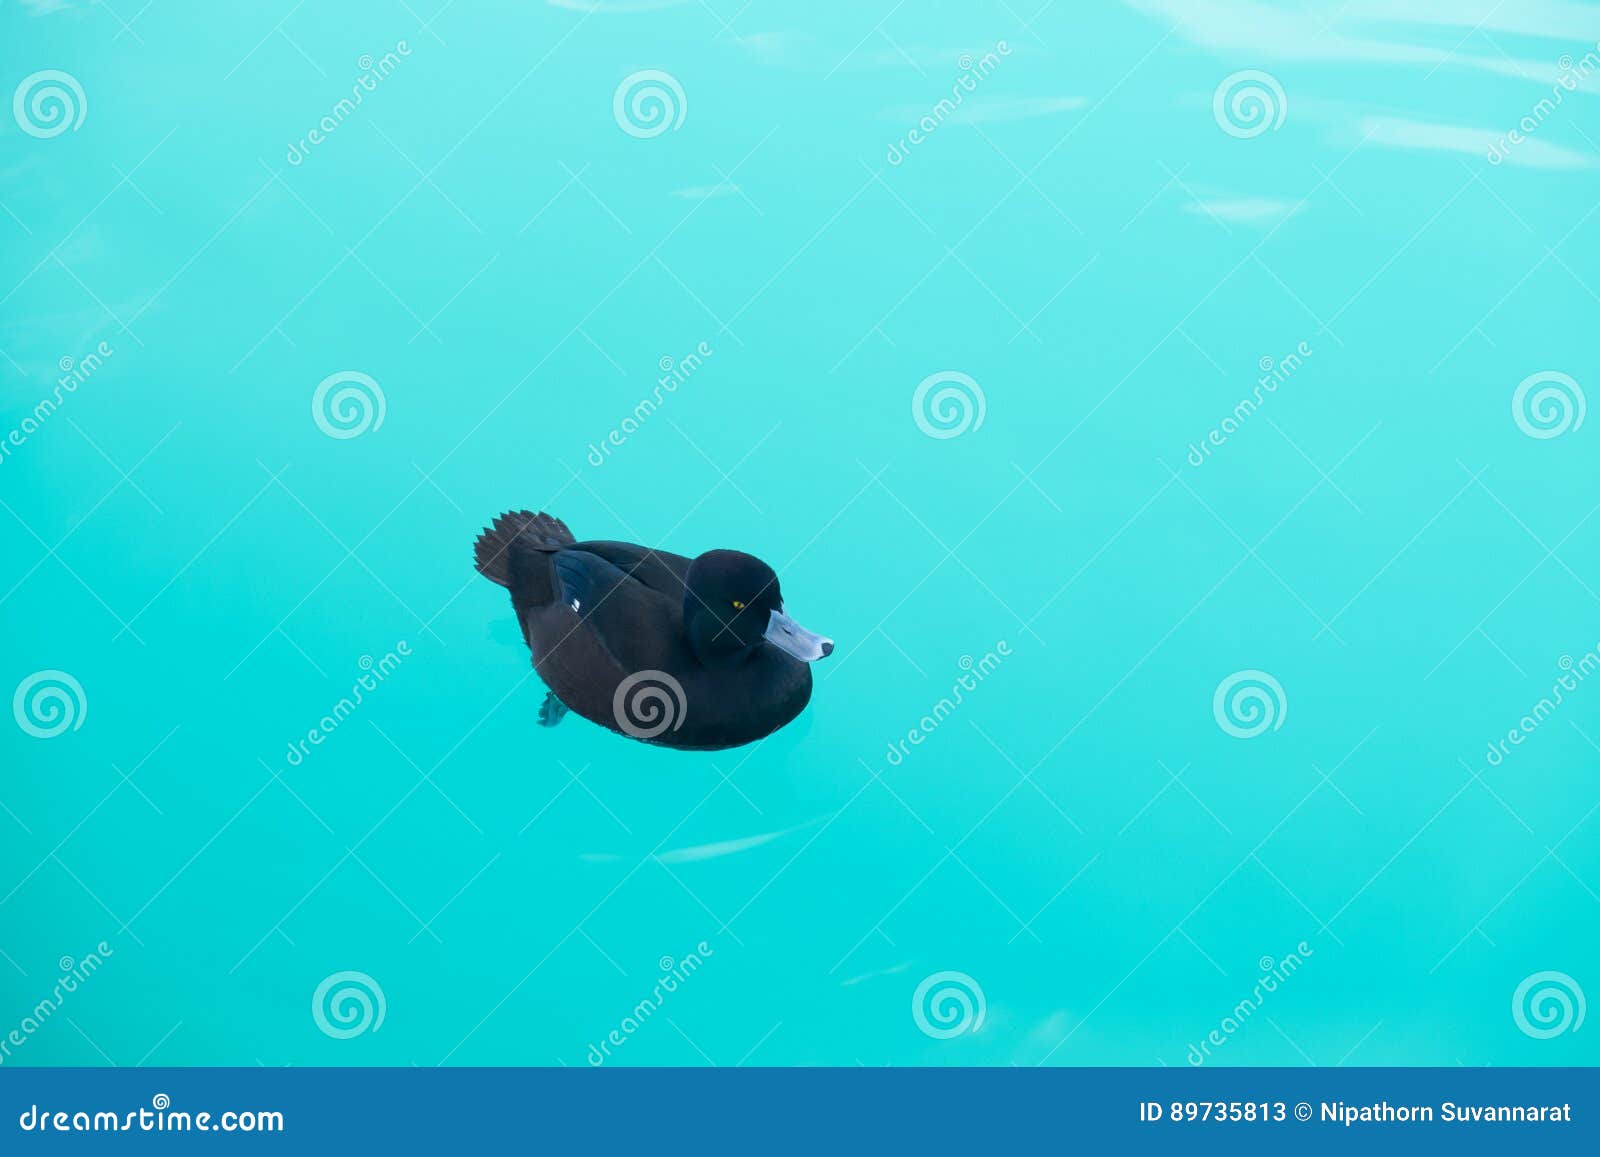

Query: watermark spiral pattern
[[1212, 669, 1287, 739], [1512, 970, 1585, 1039], [613, 70, 687, 139], [312, 370, 386, 439], [912, 370, 986, 439], [13, 70, 87, 139], [312, 970, 387, 1039], [1512, 371, 1585, 439], [912, 970, 986, 1039], [1212, 70, 1287, 139], [612, 669, 687, 739], [13, 670, 86, 739]]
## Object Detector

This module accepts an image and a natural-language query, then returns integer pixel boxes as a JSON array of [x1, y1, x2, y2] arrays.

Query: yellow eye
[[731, 600, 746, 611]]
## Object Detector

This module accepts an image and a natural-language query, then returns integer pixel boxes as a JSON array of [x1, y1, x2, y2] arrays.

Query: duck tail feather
[[474, 510, 575, 588]]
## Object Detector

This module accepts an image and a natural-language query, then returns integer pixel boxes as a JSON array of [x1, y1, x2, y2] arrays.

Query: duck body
[[474, 511, 831, 751]]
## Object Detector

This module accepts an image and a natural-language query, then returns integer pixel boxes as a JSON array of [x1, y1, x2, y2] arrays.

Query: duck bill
[[765, 609, 834, 662]]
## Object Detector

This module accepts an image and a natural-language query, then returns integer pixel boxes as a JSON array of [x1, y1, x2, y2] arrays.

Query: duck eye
[[731, 600, 745, 611]]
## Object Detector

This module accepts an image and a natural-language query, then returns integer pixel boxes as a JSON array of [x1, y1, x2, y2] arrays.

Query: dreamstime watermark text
[[1488, 42, 1600, 165], [17, 1095, 282, 1134], [1482, 647, 1600, 767], [0, 942, 114, 1065], [1186, 941, 1314, 1065], [287, 42, 413, 165], [586, 941, 714, 1064], [886, 43, 1012, 165], [282, 642, 411, 767], [1, 342, 114, 468], [1187, 342, 1312, 467], [587, 342, 713, 467], [882, 642, 1012, 767]]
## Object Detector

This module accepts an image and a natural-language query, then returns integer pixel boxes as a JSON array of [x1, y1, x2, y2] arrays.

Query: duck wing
[[563, 541, 692, 598], [551, 545, 684, 672]]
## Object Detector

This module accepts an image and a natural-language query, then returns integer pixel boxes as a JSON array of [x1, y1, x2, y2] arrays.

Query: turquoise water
[[3, 1, 1598, 1069]]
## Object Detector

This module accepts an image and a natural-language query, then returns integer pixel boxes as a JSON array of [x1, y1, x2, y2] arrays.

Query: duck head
[[685, 549, 834, 664]]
